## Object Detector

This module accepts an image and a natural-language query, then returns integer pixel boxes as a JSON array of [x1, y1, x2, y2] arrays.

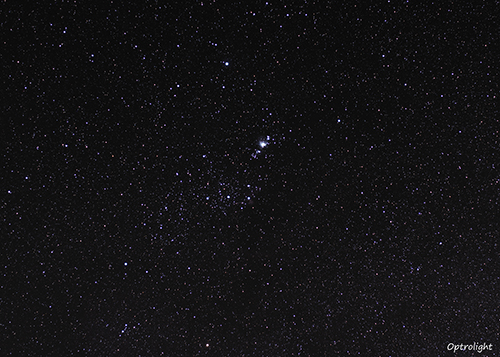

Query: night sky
[[2, 1, 499, 356]]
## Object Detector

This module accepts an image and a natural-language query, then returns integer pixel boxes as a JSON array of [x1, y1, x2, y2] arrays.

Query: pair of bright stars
[[258, 135, 270, 149]]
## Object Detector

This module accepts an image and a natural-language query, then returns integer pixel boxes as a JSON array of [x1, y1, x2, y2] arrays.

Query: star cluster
[[2, 1, 499, 356]]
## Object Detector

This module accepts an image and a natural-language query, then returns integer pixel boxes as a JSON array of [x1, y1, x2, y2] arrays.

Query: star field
[[2, 1, 499, 356]]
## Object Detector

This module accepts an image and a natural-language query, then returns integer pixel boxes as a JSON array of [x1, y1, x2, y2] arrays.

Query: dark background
[[1, 1, 498, 355]]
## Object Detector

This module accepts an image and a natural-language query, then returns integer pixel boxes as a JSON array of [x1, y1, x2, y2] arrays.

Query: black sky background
[[2, 1, 499, 356]]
